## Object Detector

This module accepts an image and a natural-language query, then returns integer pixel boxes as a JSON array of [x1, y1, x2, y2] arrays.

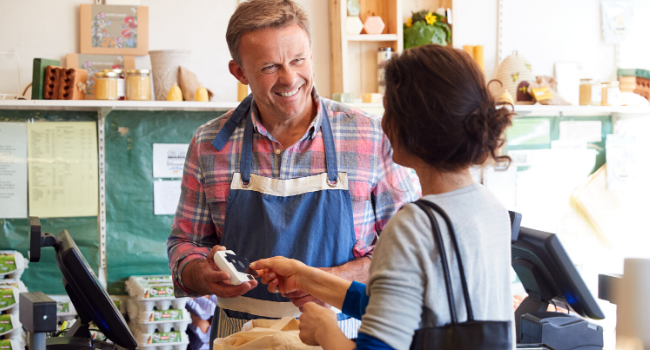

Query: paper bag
[[179, 66, 214, 101], [213, 317, 322, 350]]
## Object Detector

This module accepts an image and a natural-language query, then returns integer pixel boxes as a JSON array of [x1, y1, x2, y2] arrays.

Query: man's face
[[233, 24, 314, 121]]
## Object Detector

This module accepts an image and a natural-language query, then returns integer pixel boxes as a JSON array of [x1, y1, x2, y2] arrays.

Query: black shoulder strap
[[414, 199, 475, 323]]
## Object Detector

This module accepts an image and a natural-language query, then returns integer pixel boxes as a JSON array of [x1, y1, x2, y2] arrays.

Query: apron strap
[[236, 98, 340, 184], [241, 112, 255, 183], [319, 101, 339, 183], [212, 94, 254, 152]]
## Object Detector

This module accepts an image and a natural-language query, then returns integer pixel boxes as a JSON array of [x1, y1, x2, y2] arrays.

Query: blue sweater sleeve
[[356, 332, 395, 349], [342, 281, 369, 320], [342, 282, 396, 349]]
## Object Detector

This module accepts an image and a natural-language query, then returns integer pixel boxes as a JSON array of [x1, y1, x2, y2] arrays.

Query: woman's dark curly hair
[[382, 44, 514, 172]]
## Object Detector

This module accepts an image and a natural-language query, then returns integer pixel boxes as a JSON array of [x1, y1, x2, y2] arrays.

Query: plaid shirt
[[167, 89, 418, 297]]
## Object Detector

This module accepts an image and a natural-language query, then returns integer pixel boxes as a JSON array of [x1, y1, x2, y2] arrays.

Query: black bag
[[410, 199, 511, 350]]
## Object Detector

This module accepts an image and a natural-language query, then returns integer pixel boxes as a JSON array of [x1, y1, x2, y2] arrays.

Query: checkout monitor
[[52, 229, 137, 348], [511, 225, 605, 336]]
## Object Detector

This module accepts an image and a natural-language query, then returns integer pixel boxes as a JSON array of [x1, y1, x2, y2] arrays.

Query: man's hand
[[182, 245, 257, 298]]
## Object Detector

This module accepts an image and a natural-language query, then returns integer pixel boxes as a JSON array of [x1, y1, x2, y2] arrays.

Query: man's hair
[[226, 0, 311, 65]]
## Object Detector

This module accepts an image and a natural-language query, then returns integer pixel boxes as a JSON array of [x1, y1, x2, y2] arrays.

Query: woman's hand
[[250, 257, 307, 294], [298, 302, 339, 346]]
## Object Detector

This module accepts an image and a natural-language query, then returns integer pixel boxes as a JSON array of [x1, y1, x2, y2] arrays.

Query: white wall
[[452, 0, 499, 79], [452, 0, 650, 83], [0, 0, 331, 101], [2, 0, 650, 100]]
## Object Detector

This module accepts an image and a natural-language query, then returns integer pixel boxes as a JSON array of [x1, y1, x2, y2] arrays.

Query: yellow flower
[[406, 17, 412, 27], [425, 12, 437, 25]]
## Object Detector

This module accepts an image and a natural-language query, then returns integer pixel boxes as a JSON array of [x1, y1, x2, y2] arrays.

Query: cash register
[[20, 217, 137, 350], [510, 212, 606, 350]]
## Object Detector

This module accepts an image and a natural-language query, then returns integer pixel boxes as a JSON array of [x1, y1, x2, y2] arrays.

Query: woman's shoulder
[[380, 201, 436, 246], [423, 184, 508, 220]]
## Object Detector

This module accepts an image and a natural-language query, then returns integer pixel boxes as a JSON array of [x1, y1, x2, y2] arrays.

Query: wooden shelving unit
[[329, 0, 403, 99], [329, 0, 452, 99]]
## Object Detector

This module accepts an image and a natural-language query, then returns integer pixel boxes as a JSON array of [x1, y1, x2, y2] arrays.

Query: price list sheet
[[27, 122, 99, 217], [0, 122, 28, 218]]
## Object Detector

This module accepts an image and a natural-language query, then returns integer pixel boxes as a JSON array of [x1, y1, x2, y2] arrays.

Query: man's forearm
[[181, 258, 205, 295], [323, 256, 371, 284]]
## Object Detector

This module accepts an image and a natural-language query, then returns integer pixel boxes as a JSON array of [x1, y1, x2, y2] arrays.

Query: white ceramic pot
[[149, 50, 191, 101]]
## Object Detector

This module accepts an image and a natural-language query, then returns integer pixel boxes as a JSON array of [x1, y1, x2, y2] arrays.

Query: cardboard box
[[66, 54, 135, 99], [79, 4, 149, 55]]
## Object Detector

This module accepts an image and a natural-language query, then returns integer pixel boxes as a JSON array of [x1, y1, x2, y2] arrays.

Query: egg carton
[[0, 288, 19, 315], [0, 315, 21, 338], [0, 280, 26, 294], [49, 295, 77, 320], [132, 309, 190, 334], [0, 252, 28, 280], [134, 330, 189, 350], [124, 275, 174, 297], [124, 276, 185, 308], [126, 282, 174, 298], [90, 330, 111, 343], [110, 295, 127, 315], [126, 275, 173, 289], [126, 295, 188, 313], [0, 338, 22, 350]]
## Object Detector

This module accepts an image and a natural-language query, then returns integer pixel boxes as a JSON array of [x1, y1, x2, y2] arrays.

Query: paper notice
[[0, 123, 28, 218], [153, 180, 181, 215], [28, 122, 98, 218], [559, 121, 602, 143], [153, 144, 189, 178], [506, 118, 551, 146]]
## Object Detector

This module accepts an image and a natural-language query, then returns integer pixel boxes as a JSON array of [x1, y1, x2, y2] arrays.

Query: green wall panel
[[104, 110, 224, 294], [0, 110, 99, 294], [506, 115, 612, 174]]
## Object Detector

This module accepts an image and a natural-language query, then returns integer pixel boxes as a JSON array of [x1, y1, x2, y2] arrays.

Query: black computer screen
[[512, 226, 605, 320], [54, 229, 137, 349]]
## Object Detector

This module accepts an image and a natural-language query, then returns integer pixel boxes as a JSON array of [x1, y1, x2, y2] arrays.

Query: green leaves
[[404, 20, 451, 49]]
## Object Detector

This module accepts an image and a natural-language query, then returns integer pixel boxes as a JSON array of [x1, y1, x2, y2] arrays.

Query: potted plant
[[403, 9, 451, 49]]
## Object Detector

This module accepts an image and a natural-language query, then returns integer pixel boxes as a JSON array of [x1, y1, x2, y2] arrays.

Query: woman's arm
[[251, 257, 352, 309]]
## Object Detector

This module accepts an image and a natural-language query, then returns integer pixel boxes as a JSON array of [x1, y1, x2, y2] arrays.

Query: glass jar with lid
[[100, 69, 125, 100], [601, 81, 620, 106], [579, 79, 602, 106], [126, 69, 152, 101], [94, 72, 118, 100]]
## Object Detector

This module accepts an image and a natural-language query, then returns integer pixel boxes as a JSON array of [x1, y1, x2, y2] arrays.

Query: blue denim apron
[[208, 95, 360, 345]]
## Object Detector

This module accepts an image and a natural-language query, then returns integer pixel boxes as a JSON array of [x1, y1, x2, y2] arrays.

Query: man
[[166, 0, 417, 344]]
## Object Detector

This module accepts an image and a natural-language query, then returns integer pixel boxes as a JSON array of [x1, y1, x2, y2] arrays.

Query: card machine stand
[[19, 292, 57, 350], [520, 312, 603, 350]]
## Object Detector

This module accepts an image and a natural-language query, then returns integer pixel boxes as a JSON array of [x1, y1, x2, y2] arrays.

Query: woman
[[250, 44, 515, 350]]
